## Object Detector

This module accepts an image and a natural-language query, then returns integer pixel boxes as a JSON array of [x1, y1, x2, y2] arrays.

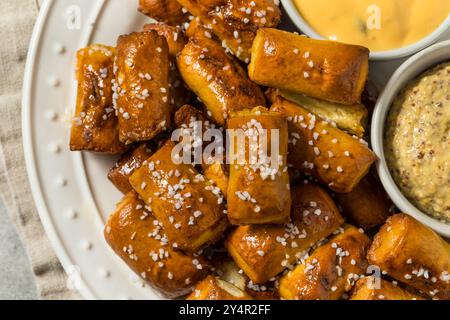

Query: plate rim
[[22, 0, 95, 300]]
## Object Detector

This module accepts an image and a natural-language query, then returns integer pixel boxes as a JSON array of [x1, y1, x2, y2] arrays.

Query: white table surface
[[0, 0, 40, 301], [0, 199, 38, 299]]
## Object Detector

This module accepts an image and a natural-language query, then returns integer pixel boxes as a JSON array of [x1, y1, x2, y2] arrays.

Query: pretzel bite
[[185, 17, 203, 38], [226, 182, 344, 283], [115, 31, 171, 144], [187, 275, 253, 300], [334, 173, 392, 230], [70, 44, 126, 153], [143, 23, 186, 56], [173, 104, 209, 130], [178, 0, 281, 63], [368, 214, 450, 299], [104, 191, 209, 298], [129, 140, 228, 252], [213, 256, 279, 299], [350, 276, 425, 300], [138, 0, 189, 26], [108, 143, 154, 194], [279, 224, 371, 300], [266, 88, 368, 138], [177, 27, 266, 126], [173, 104, 214, 164], [249, 28, 369, 105], [142, 23, 193, 111], [203, 163, 229, 198], [270, 97, 377, 193], [173, 104, 229, 195], [227, 107, 290, 225]]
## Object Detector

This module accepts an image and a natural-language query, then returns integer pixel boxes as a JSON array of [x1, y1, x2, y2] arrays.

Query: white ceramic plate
[[23, 0, 158, 300], [22, 0, 449, 300]]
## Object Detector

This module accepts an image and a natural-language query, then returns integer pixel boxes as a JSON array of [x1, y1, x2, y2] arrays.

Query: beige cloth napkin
[[0, 0, 81, 300]]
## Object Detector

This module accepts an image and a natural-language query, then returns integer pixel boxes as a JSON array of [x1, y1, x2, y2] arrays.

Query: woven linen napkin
[[0, 0, 81, 300]]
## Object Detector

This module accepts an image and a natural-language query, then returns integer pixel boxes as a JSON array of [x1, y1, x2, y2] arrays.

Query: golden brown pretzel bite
[[226, 182, 344, 284], [203, 163, 229, 198], [334, 173, 392, 230], [70, 44, 126, 154], [187, 275, 253, 300], [108, 142, 154, 194], [138, 0, 189, 26], [266, 88, 368, 138], [227, 107, 291, 225], [249, 28, 369, 105], [129, 140, 228, 252], [173, 104, 229, 196], [177, 26, 266, 126], [173, 104, 209, 131], [368, 214, 450, 300], [177, 0, 281, 63], [350, 276, 425, 300], [270, 97, 377, 193], [115, 31, 171, 144], [143, 23, 193, 110], [104, 191, 209, 298], [173, 104, 215, 162], [143, 23, 186, 57], [185, 17, 203, 38], [279, 224, 371, 300]]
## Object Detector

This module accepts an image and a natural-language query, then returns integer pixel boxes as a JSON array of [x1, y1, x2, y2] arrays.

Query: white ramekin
[[281, 0, 450, 60], [371, 40, 450, 237]]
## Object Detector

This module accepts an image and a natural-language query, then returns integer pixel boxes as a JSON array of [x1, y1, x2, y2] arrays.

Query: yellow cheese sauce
[[294, 0, 450, 51]]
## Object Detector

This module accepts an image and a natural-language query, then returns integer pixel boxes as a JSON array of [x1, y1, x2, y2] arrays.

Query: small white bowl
[[281, 0, 450, 60], [371, 40, 450, 237]]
